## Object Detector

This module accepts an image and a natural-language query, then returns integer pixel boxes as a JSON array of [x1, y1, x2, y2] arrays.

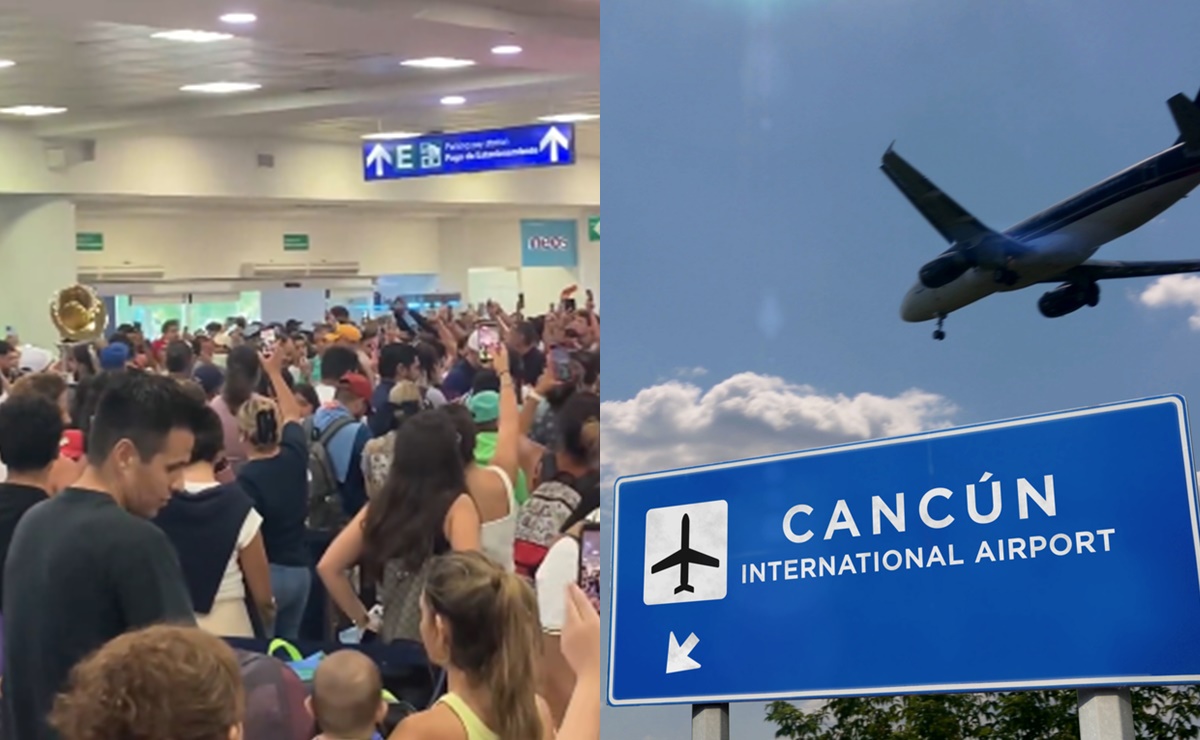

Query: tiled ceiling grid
[[0, 13, 498, 114]]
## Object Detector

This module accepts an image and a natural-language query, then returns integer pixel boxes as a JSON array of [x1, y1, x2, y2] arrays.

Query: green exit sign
[[588, 216, 600, 242], [283, 234, 310, 251], [76, 232, 103, 252]]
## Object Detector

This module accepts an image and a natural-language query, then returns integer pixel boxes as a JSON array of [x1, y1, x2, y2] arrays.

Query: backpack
[[513, 461, 600, 582], [302, 415, 355, 531]]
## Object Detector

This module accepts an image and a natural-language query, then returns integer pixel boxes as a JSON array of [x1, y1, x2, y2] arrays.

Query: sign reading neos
[[608, 396, 1200, 706]]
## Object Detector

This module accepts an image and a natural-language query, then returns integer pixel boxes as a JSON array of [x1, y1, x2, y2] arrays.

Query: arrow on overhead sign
[[539, 126, 570, 163], [366, 143, 392, 178], [666, 631, 701, 674]]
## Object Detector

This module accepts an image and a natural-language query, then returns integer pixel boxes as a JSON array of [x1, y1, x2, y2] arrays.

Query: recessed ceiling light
[[538, 113, 599, 123], [0, 60, 15, 69], [180, 82, 262, 94], [491, 44, 522, 55], [362, 131, 423, 140], [401, 57, 475, 70], [0, 105, 66, 117], [151, 30, 234, 43], [440, 95, 466, 106], [219, 12, 257, 24]]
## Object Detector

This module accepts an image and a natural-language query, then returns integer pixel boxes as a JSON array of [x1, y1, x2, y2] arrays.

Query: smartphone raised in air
[[476, 324, 499, 362], [578, 523, 601, 612], [550, 346, 572, 381], [261, 327, 278, 355]]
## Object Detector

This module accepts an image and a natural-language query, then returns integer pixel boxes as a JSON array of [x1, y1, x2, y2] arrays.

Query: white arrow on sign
[[365, 143, 393, 178], [666, 631, 701, 674], [539, 126, 571, 163]]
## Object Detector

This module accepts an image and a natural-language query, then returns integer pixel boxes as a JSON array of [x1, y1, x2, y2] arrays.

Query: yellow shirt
[[436, 693, 498, 740]]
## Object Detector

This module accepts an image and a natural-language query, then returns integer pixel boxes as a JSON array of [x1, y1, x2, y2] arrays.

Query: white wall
[[74, 208, 597, 309]]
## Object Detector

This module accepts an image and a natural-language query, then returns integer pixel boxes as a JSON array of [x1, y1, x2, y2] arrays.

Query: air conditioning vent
[[239, 262, 361, 279], [78, 265, 167, 282]]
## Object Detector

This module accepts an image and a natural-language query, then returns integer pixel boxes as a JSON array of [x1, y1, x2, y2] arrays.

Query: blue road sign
[[362, 123, 575, 181], [608, 396, 1200, 706]]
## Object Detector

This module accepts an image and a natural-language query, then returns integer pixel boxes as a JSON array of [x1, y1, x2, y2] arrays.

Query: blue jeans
[[269, 564, 312, 641]]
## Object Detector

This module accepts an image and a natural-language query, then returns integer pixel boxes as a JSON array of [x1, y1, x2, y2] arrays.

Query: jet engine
[[918, 251, 972, 289], [1038, 282, 1099, 318]]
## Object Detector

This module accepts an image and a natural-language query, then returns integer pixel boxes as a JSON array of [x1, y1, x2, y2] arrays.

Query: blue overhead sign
[[362, 123, 575, 181], [608, 396, 1200, 706]]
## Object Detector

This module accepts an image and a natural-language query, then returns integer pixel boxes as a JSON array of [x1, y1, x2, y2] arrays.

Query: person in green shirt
[[468, 391, 530, 506]]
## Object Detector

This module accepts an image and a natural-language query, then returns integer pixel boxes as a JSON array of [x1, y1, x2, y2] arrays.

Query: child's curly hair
[[49, 625, 244, 740]]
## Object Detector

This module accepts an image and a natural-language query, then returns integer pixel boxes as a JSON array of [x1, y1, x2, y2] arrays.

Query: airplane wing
[[880, 145, 997, 246], [684, 548, 720, 568], [1043, 260, 1200, 283], [650, 551, 685, 573]]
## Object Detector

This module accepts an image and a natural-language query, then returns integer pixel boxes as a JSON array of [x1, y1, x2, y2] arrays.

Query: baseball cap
[[467, 390, 500, 424], [338, 372, 373, 406], [334, 324, 363, 343], [194, 363, 225, 396], [99, 343, 130, 370], [17, 345, 52, 374]]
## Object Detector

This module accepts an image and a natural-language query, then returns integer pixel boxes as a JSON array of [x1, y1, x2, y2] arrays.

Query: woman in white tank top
[[441, 346, 522, 572]]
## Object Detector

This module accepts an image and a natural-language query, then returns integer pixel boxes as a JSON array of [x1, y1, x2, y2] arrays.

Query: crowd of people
[[0, 290, 601, 740]]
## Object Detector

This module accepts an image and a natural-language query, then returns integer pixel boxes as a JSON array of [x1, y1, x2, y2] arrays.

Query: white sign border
[[607, 394, 1200, 706]]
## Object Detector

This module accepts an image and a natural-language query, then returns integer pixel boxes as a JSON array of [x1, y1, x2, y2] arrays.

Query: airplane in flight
[[650, 513, 720, 594], [883, 88, 1200, 340]]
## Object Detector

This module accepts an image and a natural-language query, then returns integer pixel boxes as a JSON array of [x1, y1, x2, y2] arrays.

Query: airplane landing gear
[[933, 315, 946, 341]]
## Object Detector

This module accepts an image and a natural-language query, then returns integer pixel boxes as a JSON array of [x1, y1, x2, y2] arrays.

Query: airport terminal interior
[[0, 0, 600, 737]]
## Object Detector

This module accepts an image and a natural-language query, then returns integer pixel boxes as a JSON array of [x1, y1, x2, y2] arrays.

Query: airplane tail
[[1171, 87, 1200, 147], [674, 584, 695, 594]]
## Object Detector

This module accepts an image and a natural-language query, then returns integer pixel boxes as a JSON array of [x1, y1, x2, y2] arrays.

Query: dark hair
[[294, 383, 320, 412], [49, 625, 244, 740], [71, 343, 98, 378], [165, 340, 194, 374], [440, 404, 476, 465], [191, 335, 212, 355], [189, 407, 225, 465], [0, 340, 11, 355], [222, 345, 261, 411], [0, 394, 65, 472], [573, 349, 600, 387], [161, 319, 180, 334], [471, 369, 500, 395], [378, 343, 416, 381], [109, 333, 134, 352], [71, 371, 115, 442], [320, 346, 361, 382], [329, 306, 350, 322], [559, 391, 600, 467], [86, 372, 208, 467], [205, 322, 224, 335], [11, 372, 67, 407], [415, 342, 440, 383], [513, 321, 539, 346], [361, 411, 466, 579]]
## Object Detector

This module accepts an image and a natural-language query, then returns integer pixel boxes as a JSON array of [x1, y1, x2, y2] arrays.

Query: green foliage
[[766, 687, 1200, 739]]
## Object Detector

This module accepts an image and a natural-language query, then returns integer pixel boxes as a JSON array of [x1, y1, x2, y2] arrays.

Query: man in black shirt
[[0, 395, 60, 607], [2, 372, 204, 740], [509, 320, 546, 388]]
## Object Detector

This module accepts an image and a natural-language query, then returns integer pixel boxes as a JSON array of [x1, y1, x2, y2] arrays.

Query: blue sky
[[600, 0, 1200, 737]]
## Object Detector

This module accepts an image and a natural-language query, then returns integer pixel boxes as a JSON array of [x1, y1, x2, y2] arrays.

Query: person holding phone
[[533, 509, 601, 726]]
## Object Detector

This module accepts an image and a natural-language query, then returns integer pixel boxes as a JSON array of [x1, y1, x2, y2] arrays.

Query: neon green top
[[437, 693, 498, 740], [474, 432, 530, 505]]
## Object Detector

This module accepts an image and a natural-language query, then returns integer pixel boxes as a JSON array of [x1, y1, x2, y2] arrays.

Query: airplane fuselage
[[901, 144, 1200, 322]]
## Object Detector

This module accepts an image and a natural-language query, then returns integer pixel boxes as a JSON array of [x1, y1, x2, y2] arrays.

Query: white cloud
[[602, 372, 959, 480], [1138, 275, 1200, 329], [674, 366, 708, 378]]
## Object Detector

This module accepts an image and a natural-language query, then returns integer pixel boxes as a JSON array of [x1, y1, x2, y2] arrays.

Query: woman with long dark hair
[[317, 411, 480, 642], [210, 345, 261, 479]]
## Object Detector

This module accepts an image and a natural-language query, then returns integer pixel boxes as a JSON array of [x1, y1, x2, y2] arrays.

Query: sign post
[[1078, 689, 1134, 740], [691, 703, 729, 740], [609, 396, 1200, 732]]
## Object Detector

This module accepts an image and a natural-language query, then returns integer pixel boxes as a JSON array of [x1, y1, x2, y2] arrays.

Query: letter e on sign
[[644, 500, 728, 606]]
